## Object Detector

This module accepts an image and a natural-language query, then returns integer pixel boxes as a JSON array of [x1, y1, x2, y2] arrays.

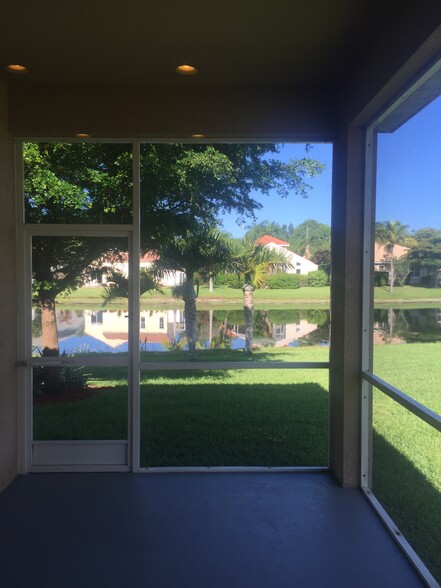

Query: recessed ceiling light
[[176, 64, 198, 76], [6, 64, 28, 74], [75, 133, 91, 138], [191, 134, 205, 139]]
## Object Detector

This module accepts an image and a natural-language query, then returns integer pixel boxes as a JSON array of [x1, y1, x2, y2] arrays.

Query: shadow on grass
[[33, 385, 128, 441], [373, 430, 441, 584], [140, 382, 329, 469]]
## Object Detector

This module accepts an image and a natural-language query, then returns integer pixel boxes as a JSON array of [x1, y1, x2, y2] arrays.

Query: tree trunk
[[389, 255, 394, 294], [209, 276, 214, 293], [40, 298, 63, 394], [242, 283, 254, 353], [388, 307, 395, 341], [183, 274, 197, 360]]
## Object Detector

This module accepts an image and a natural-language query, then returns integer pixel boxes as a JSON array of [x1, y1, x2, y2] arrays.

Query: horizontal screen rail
[[362, 370, 441, 433], [24, 357, 129, 367], [23, 224, 133, 236], [140, 361, 330, 370], [23, 359, 329, 370]]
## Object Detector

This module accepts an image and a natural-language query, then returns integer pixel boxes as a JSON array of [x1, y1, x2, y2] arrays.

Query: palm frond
[[101, 269, 160, 306], [152, 227, 235, 277], [232, 240, 293, 288]]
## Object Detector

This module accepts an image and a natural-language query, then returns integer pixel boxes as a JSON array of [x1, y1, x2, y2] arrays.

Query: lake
[[31, 306, 441, 355]]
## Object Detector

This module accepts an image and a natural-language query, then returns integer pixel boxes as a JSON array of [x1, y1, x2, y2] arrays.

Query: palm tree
[[153, 227, 234, 360], [233, 241, 291, 353], [375, 220, 409, 293], [101, 269, 159, 305]]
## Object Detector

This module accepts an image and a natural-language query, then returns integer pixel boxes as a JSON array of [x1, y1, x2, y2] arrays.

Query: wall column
[[329, 126, 366, 487], [0, 79, 18, 492]]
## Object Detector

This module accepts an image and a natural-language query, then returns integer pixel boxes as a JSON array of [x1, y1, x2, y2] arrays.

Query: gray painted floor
[[0, 472, 424, 588]]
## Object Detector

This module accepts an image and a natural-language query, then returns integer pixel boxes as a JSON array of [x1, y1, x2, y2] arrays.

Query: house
[[256, 234, 319, 274], [1, 2, 441, 585], [86, 251, 185, 287], [374, 242, 441, 286], [374, 242, 409, 272], [408, 264, 441, 286]]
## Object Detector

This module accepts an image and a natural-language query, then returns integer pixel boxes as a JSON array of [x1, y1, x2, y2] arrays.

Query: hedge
[[268, 273, 301, 289], [214, 273, 242, 288], [306, 270, 329, 287]]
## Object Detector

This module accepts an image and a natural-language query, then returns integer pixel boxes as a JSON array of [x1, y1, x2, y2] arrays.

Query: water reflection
[[373, 308, 441, 344], [32, 306, 441, 355], [32, 307, 331, 354]]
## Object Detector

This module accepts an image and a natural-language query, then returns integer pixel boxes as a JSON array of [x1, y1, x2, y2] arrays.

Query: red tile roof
[[140, 252, 159, 263], [103, 332, 171, 343], [256, 235, 289, 247]]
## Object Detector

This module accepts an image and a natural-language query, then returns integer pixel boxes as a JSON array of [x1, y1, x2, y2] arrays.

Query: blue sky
[[220, 143, 333, 237], [221, 93, 441, 237], [376, 94, 441, 232]]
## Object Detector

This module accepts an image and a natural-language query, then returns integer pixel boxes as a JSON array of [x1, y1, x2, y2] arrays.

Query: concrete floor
[[0, 472, 424, 588]]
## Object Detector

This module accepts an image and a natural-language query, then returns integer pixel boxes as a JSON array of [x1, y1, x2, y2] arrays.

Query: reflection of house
[[372, 329, 406, 345], [83, 309, 185, 348], [256, 235, 319, 274], [273, 320, 319, 346], [32, 309, 86, 349]]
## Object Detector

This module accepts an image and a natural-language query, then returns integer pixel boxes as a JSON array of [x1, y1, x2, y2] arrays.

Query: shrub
[[268, 273, 301, 289], [306, 270, 329, 287], [214, 273, 242, 288], [297, 274, 309, 287], [374, 272, 389, 287]]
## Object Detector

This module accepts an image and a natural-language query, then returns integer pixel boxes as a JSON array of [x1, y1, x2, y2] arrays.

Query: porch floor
[[0, 472, 424, 588]]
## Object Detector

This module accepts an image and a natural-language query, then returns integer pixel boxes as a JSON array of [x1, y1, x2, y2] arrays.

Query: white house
[[86, 251, 185, 288], [256, 235, 319, 274]]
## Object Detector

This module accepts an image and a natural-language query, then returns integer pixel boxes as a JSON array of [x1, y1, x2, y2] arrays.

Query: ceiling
[[0, 0, 399, 88]]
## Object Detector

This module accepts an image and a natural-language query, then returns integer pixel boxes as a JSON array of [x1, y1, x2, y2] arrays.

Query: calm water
[[31, 306, 441, 355]]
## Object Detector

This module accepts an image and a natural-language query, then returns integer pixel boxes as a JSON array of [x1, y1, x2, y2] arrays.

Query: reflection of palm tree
[[154, 228, 233, 360], [233, 241, 291, 353], [375, 221, 408, 293], [211, 314, 233, 350]]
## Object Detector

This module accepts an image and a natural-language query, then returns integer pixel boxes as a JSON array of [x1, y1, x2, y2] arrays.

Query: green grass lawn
[[140, 370, 328, 467], [57, 284, 441, 308], [374, 285, 441, 303], [373, 343, 441, 583], [34, 349, 330, 466], [33, 343, 441, 582]]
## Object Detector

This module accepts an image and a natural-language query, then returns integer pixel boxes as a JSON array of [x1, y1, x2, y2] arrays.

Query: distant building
[[85, 252, 185, 287], [373, 243, 409, 272], [256, 235, 318, 275]]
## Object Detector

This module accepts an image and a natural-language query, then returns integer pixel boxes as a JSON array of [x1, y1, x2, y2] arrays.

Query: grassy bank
[[57, 284, 441, 308]]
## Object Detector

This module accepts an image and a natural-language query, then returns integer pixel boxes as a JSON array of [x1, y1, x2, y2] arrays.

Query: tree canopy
[[408, 227, 441, 270], [244, 218, 332, 256], [139, 144, 325, 248], [375, 220, 409, 249], [288, 219, 331, 255], [244, 221, 295, 243]]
